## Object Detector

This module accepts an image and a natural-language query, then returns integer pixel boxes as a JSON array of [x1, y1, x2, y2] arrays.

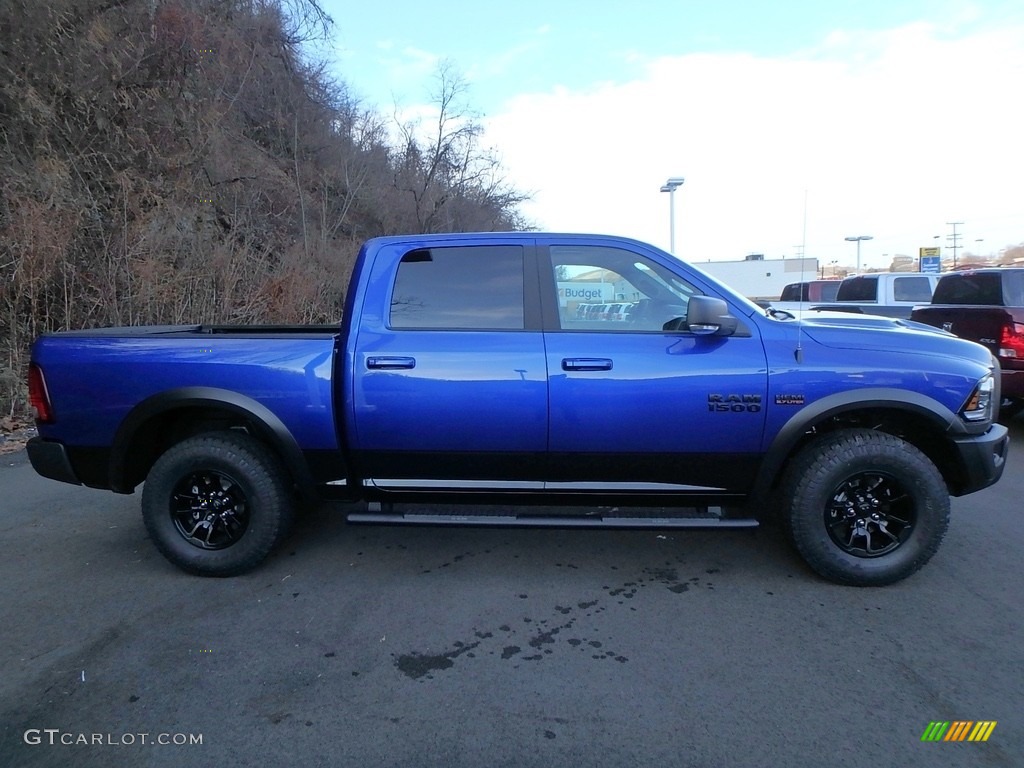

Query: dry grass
[[0, 0, 527, 417]]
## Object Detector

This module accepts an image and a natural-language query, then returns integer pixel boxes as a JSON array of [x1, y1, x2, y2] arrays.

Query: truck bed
[[30, 325, 342, 489]]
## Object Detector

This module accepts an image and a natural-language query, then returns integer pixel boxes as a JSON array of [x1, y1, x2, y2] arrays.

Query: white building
[[691, 256, 819, 301]]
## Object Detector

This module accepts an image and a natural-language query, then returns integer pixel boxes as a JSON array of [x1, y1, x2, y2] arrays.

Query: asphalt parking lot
[[1, 423, 1022, 768]]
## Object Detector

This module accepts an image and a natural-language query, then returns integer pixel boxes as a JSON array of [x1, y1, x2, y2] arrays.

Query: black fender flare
[[109, 387, 317, 500], [750, 387, 961, 502]]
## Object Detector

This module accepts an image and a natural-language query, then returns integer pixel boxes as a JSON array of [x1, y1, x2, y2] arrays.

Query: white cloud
[[484, 21, 1024, 266]]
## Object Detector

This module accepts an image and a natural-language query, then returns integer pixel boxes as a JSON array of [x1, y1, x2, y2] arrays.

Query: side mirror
[[686, 295, 737, 336]]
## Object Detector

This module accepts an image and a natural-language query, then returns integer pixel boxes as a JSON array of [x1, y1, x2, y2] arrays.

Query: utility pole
[[660, 177, 685, 254], [947, 222, 964, 269], [845, 235, 873, 273]]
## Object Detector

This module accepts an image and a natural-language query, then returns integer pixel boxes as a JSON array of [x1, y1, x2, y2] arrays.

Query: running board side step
[[346, 513, 758, 529]]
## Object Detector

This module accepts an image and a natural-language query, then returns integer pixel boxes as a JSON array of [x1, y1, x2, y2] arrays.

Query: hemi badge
[[775, 394, 804, 405]]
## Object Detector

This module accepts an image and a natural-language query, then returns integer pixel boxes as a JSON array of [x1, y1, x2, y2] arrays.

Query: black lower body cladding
[[950, 424, 1009, 495]]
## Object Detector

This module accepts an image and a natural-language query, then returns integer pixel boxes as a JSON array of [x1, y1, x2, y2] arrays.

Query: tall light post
[[845, 235, 873, 272], [660, 177, 685, 253]]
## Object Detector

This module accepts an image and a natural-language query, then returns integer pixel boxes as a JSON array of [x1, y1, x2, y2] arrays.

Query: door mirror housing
[[686, 295, 737, 336]]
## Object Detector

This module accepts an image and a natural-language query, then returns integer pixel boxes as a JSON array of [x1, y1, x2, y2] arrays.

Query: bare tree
[[392, 61, 529, 234], [0, 2, 530, 417]]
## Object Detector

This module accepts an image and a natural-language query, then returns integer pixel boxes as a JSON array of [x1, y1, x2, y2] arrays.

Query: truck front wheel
[[780, 429, 949, 586], [142, 431, 294, 576]]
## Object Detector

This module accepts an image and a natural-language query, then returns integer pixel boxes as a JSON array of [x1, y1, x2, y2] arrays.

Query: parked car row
[[911, 268, 1024, 420], [778, 280, 841, 303], [775, 269, 1024, 421], [771, 273, 940, 318]]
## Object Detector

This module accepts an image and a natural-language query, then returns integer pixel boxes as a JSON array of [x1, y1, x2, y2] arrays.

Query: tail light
[[998, 322, 1024, 359], [28, 363, 54, 424]]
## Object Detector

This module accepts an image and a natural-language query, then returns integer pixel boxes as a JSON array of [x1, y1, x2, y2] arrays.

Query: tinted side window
[[932, 273, 1003, 305], [837, 276, 878, 302], [390, 246, 525, 330], [1004, 272, 1024, 307], [781, 283, 807, 301], [550, 245, 702, 332], [893, 276, 935, 302]]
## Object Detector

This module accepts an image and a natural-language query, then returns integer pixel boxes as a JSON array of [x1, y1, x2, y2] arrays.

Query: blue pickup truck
[[27, 233, 1009, 585]]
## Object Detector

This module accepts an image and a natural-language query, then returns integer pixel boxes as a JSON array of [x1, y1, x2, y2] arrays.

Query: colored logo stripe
[[945, 721, 974, 741], [921, 721, 996, 742], [968, 722, 997, 742]]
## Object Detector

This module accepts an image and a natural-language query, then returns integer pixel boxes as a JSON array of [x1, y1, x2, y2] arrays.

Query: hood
[[794, 310, 993, 365]]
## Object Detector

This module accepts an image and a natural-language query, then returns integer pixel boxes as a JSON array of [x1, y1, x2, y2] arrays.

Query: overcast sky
[[320, 0, 1023, 269]]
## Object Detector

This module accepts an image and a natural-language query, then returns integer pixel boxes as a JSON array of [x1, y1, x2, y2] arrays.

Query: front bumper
[[950, 424, 1009, 495]]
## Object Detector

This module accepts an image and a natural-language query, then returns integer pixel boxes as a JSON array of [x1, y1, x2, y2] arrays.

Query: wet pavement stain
[[395, 639, 481, 680], [420, 551, 480, 574], [395, 603, 620, 678], [394, 561, 717, 679], [641, 564, 717, 593]]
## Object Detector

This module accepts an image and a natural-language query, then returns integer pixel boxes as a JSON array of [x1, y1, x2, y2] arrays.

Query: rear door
[[351, 239, 548, 489], [540, 239, 768, 495]]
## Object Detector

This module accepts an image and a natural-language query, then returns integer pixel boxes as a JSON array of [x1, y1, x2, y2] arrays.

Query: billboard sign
[[919, 247, 941, 274]]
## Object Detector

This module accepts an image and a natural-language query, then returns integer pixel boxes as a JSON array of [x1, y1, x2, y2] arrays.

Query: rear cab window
[[931, 271, 1024, 306], [818, 282, 840, 301], [836, 276, 878, 302], [892, 276, 935, 302]]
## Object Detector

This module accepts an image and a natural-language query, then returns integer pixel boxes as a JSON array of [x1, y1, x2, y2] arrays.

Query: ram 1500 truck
[[27, 233, 1009, 586], [910, 268, 1024, 419]]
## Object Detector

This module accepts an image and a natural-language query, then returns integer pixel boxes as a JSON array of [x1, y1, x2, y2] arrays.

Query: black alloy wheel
[[780, 429, 949, 586], [823, 470, 915, 557], [142, 431, 293, 576], [170, 469, 251, 550]]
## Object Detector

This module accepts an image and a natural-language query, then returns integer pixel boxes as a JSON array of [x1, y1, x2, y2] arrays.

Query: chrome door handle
[[561, 358, 613, 371], [367, 356, 416, 370]]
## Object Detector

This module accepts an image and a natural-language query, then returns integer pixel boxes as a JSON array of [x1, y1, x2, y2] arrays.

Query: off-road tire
[[780, 429, 949, 586], [142, 431, 293, 576]]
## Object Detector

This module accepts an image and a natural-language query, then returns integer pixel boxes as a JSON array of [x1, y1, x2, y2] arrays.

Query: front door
[[541, 240, 768, 495]]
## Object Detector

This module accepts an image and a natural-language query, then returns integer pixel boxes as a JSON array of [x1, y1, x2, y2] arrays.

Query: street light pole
[[660, 177, 685, 253], [844, 235, 873, 272]]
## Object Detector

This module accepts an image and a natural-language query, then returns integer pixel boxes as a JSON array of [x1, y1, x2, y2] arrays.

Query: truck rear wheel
[[142, 431, 293, 576], [780, 429, 949, 586]]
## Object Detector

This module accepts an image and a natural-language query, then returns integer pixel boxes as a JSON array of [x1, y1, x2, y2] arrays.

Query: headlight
[[961, 374, 995, 422]]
